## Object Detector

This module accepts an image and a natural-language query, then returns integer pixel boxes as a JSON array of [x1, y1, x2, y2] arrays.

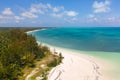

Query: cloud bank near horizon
[[0, 0, 120, 27]]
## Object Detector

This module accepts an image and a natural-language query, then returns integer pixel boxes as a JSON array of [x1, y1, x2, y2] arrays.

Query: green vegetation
[[0, 28, 62, 80]]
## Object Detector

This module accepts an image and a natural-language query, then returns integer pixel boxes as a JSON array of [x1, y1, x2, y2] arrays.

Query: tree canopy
[[0, 29, 50, 80]]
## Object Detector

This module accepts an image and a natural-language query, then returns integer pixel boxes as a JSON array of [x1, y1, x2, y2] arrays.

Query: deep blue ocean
[[29, 27, 120, 52]]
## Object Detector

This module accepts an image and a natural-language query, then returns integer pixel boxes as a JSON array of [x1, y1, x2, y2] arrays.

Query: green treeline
[[0, 29, 51, 80]]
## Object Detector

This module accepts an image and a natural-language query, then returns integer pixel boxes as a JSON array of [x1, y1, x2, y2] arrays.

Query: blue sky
[[0, 0, 120, 27]]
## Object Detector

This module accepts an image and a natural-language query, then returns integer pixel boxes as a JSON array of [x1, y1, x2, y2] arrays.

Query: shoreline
[[26, 28, 46, 34], [37, 41, 111, 80], [26, 29, 114, 80]]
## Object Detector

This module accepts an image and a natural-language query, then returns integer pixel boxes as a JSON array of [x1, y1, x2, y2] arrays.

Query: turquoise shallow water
[[29, 27, 120, 52], [28, 27, 120, 80]]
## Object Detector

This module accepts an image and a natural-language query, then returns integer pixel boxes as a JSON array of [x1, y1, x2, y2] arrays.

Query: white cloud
[[0, 14, 24, 23], [20, 3, 51, 19], [53, 7, 60, 12], [93, 0, 111, 13], [64, 17, 79, 24], [14, 16, 24, 20], [66, 11, 78, 17], [101, 17, 120, 26], [0, 8, 24, 23], [21, 12, 38, 18], [0, 16, 23, 23], [88, 14, 95, 18], [72, 17, 78, 21], [0, 3, 79, 24], [14, 16, 24, 22], [51, 13, 64, 18], [46, 3, 52, 9], [53, 7, 64, 12], [0, 15, 4, 19], [30, 7, 38, 13], [30, 3, 51, 14], [85, 14, 120, 26], [2, 8, 14, 15], [51, 10, 78, 18], [30, 7, 44, 14], [31, 3, 52, 10], [107, 17, 115, 22], [20, 3, 79, 19], [107, 17, 120, 23], [31, 21, 37, 24]]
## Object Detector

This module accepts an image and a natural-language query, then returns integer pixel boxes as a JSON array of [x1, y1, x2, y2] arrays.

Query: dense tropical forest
[[0, 28, 62, 80]]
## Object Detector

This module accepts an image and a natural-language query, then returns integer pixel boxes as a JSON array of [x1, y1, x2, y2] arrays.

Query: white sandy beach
[[26, 29, 46, 34], [37, 42, 112, 80]]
